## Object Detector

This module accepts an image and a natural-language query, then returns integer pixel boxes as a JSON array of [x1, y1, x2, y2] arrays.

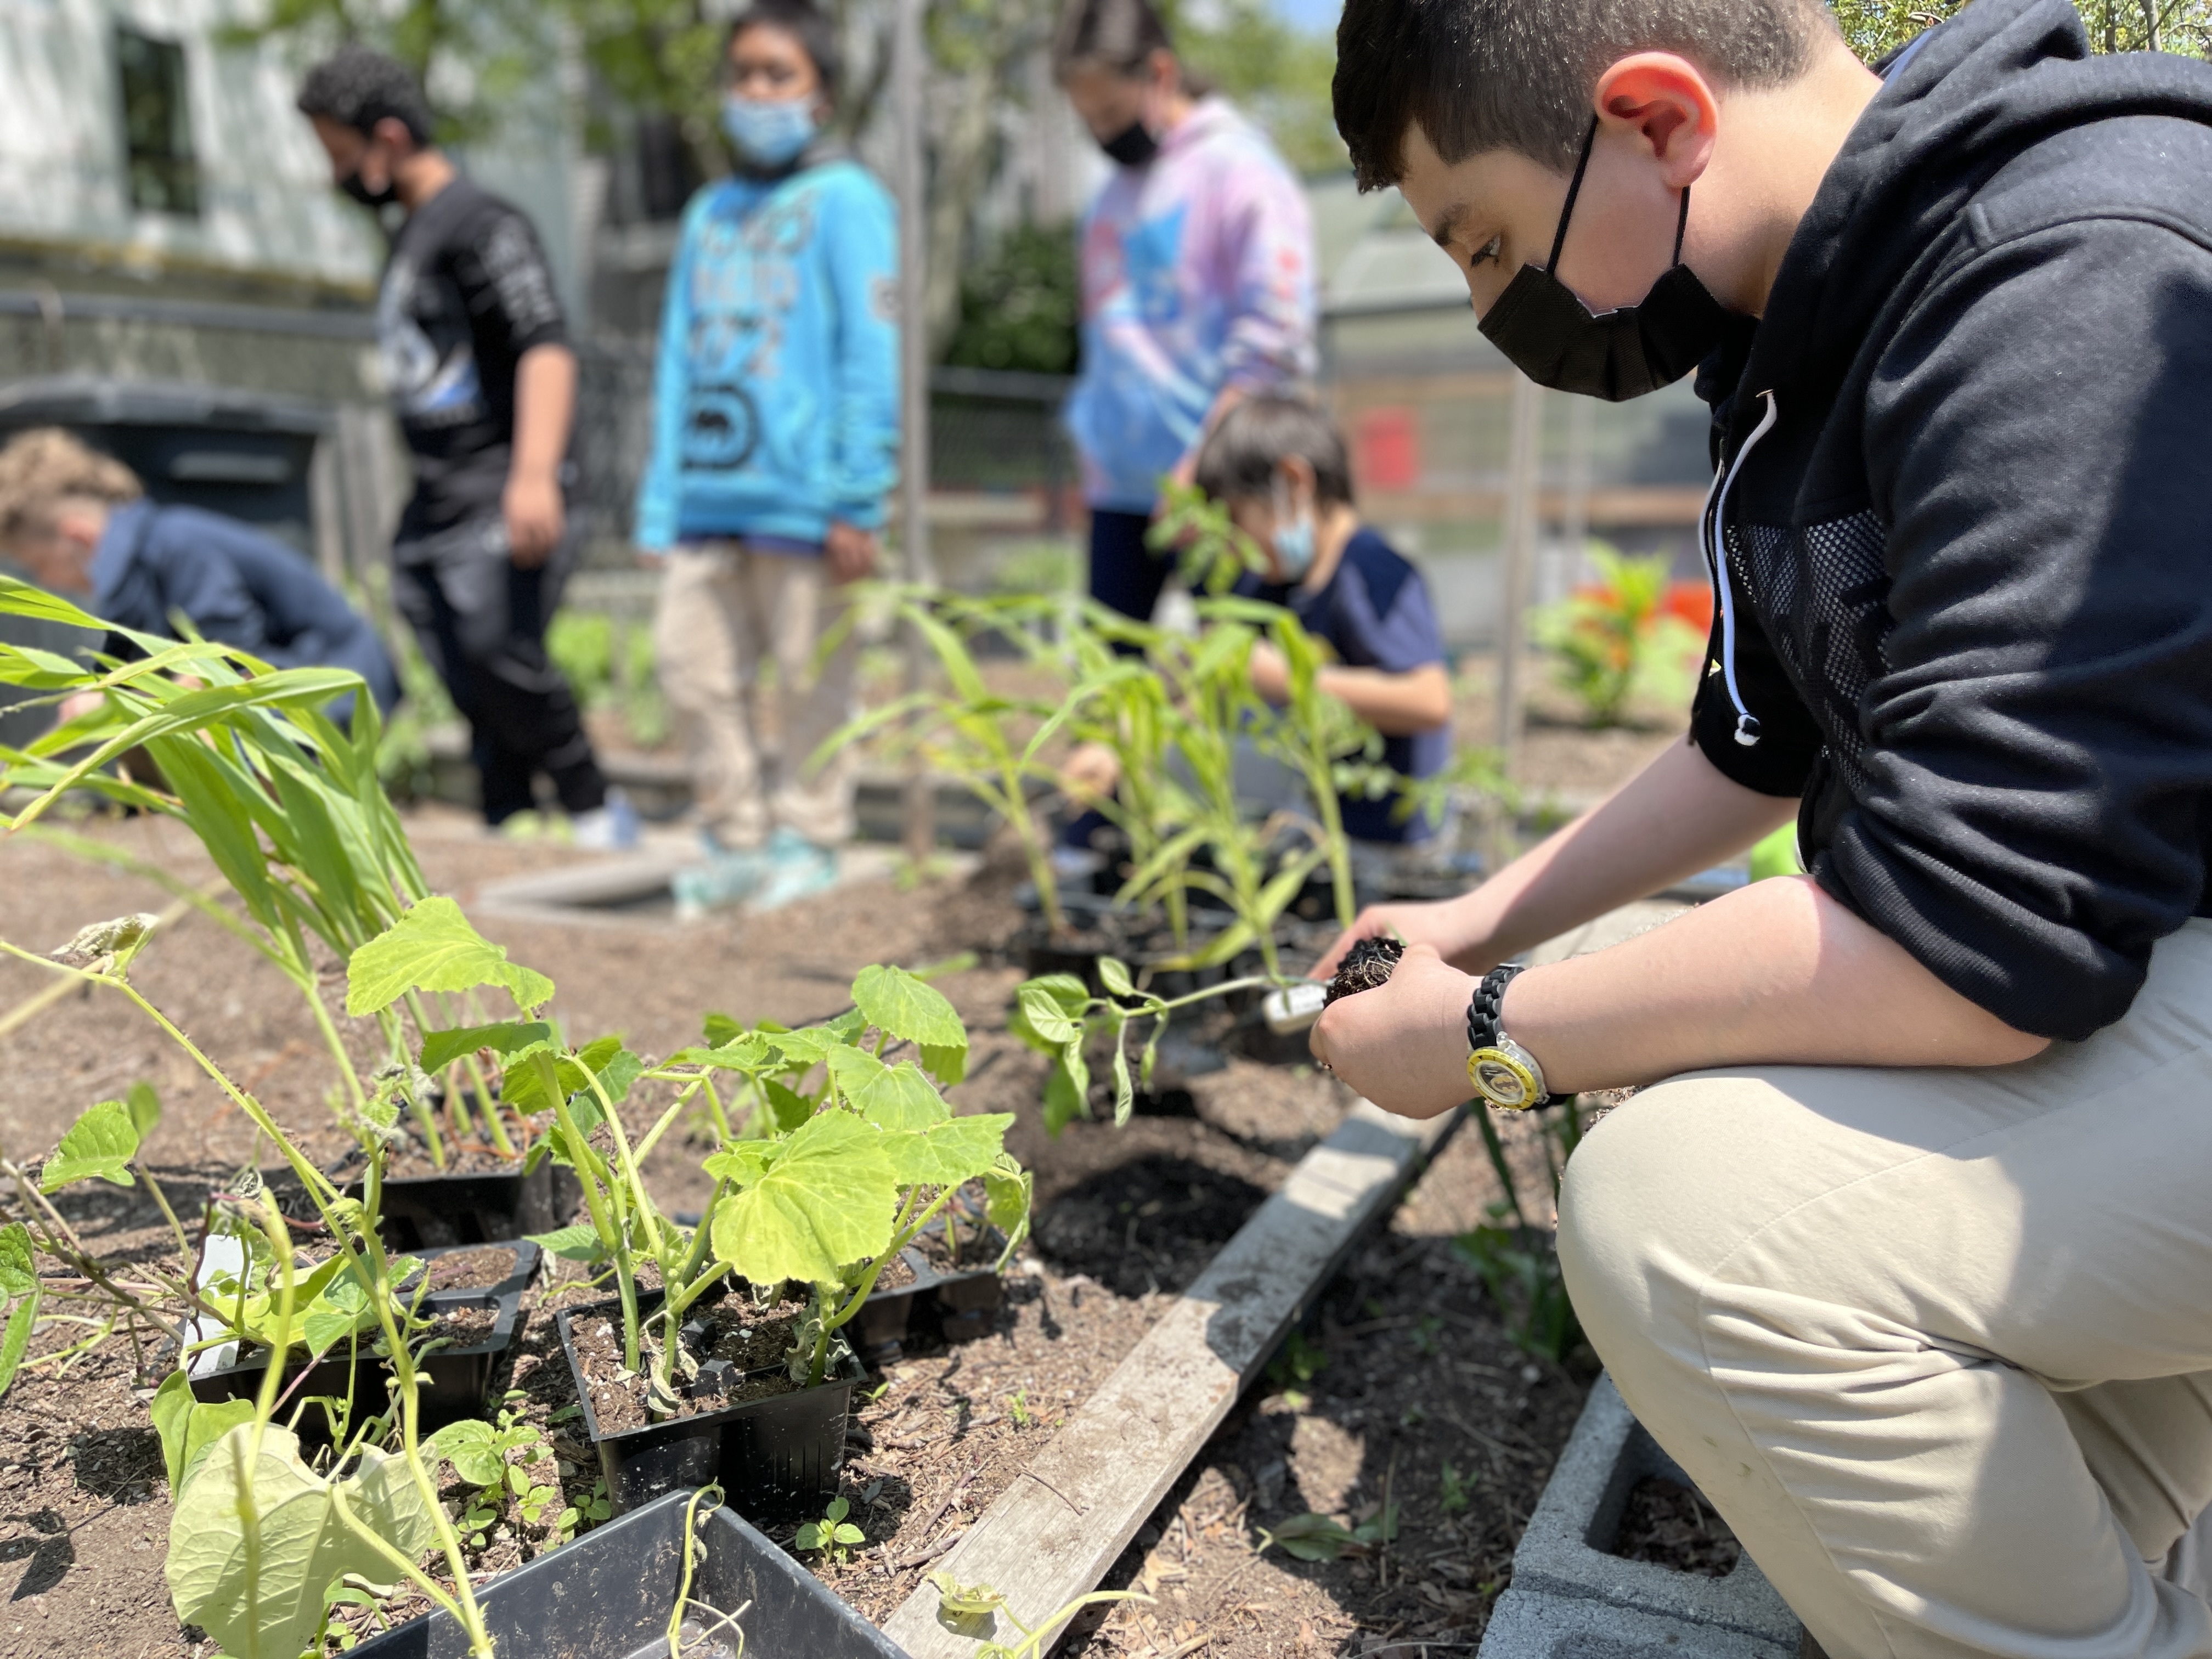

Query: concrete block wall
[[1480, 1374, 1803, 1659]]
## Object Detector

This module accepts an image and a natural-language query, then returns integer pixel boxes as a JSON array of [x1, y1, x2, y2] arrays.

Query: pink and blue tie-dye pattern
[[1065, 98, 1317, 512]]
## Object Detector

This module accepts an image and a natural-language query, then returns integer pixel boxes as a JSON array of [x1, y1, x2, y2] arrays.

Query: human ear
[[1592, 53, 1720, 188]]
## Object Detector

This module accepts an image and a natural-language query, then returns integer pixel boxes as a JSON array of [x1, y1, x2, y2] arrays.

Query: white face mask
[[721, 94, 819, 168], [1270, 475, 1317, 582]]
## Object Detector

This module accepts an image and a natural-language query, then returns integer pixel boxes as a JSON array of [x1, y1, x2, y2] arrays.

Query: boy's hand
[[825, 522, 879, 584], [503, 471, 565, 569], [1059, 741, 1122, 807], [1247, 641, 1291, 704], [1310, 943, 1475, 1119], [1310, 900, 1492, 980]]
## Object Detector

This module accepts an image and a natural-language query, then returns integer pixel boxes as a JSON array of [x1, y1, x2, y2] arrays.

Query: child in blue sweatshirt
[[638, 0, 899, 914]]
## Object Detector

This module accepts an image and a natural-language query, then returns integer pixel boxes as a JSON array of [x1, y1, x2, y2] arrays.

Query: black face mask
[[1479, 119, 1731, 402], [340, 166, 397, 209], [1099, 119, 1159, 168]]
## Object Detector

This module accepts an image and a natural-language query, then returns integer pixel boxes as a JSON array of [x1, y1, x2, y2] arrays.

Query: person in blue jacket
[[636, 0, 899, 916], [0, 427, 398, 721]]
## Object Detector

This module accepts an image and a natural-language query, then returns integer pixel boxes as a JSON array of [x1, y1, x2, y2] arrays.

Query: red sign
[[1353, 406, 1421, 492]]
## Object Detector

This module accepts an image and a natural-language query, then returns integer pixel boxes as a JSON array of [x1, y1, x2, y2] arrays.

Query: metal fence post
[[893, 0, 936, 864]]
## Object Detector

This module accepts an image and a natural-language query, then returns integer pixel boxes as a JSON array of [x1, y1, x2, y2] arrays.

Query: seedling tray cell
[[332, 1149, 583, 1251], [347, 1488, 906, 1658], [185, 1241, 538, 1434], [557, 1290, 863, 1520]]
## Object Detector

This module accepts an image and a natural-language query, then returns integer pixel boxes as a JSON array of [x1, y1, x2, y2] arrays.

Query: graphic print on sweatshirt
[[677, 194, 818, 476]]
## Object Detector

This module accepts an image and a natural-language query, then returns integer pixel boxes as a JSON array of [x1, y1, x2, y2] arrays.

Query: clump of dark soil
[[1612, 1475, 1742, 1577], [1326, 936, 1404, 1005], [569, 1296, 814, 1432], [420, 1246, 521, 1292], [873, 1254, 918, 1292]]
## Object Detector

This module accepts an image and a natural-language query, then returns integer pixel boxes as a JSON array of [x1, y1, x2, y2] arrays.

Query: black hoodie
[[1689, 0, 2212, 1041]]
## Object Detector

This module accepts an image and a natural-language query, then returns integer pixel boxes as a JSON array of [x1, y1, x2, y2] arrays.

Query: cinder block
[[1479, 1374, 1802, 1659], [1482, 1586, 1795, 1659]]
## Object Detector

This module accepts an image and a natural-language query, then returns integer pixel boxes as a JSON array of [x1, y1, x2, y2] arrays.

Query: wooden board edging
[[880, 1097, 1462, 1658]]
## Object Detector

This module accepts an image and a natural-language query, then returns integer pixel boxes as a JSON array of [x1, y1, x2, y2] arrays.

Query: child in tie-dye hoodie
[[1054, 0, 1318, 628]]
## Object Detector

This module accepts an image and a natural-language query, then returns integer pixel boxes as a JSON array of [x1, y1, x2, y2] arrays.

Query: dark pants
[[1087, 507, 1170, 630], [391, 516, 605, 826]]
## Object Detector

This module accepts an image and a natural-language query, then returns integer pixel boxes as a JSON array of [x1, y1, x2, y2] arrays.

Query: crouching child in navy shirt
[[1207, 394, 1454, 847], [1061, 393, 1455, 854]]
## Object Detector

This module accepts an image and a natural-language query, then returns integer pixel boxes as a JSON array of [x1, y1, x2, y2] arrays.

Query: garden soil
[[0, 805, 1637, 1657]]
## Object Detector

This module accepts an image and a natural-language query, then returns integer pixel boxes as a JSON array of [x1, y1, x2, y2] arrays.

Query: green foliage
[[928, 1574, 1153, 1659], [1439, 1462, 1474, 1515], [1171, 0, 1347, 176], [549, 610, 668, 751], [1267, 1329, 1329, 1390], [426, 1402, 563, 1545], [165, 1425, 439, 1659], [1463, 1098, 1593, 1365], [346, 897, 555, 1017], [943, 223, 1080, 376], [1532, 545, 1702, 729], [38, 1097, 149, 1192], [149, 1371, 257, 1499], [0, 1223, 39, 1402], [1256, 1504, 1400, 1562], [1829, 0, 2212, 60], [1750, 823, 1805, 882], [794, 1494, 867, 1562]]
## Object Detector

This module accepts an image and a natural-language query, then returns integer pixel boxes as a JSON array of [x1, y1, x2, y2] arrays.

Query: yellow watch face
[[1468, 1046, 1540, 1111]]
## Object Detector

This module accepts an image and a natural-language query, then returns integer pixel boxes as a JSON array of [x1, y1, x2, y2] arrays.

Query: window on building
[[116, 27, 200, 216]]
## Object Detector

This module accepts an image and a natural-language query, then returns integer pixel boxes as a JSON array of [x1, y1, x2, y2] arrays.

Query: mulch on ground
[[0, 808, 1601, 1657]]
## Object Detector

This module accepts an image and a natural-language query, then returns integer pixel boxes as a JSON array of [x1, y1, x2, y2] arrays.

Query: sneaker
[[672, 833, 771, 922], [569, 790, 641, 853], [751, 827, 838, 911]]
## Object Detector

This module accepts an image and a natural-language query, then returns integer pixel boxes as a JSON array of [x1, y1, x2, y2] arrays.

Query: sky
[[1271, 0, 1342, 32]]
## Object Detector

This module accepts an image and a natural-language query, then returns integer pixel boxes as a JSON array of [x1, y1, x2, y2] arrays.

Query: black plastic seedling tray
[[347, 1488, 907, 1658], [331, 1147, 583, 1250], [849, 1246, 932, 1363], [186, 1242, 539, 1433], [557, 1289, 862, 1519]]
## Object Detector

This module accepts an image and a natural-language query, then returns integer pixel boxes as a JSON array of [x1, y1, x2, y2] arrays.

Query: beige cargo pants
[[1559, 918, 2212, 1659], [652, 542, 859, 850]]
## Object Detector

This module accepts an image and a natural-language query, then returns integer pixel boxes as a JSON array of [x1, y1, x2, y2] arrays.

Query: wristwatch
[[1466, 964, 1550, 1111]]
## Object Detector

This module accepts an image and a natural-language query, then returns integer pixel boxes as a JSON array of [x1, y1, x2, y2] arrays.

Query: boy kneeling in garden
[[1064, 393, 1455, 853], [1311, 1, 2212, 1655]]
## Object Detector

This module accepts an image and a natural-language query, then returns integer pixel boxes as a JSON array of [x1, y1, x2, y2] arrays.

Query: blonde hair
[[0, 428, 143, 544]]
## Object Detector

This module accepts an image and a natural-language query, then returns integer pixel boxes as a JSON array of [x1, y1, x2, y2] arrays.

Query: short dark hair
[[1333, 0, 1833, 188], [1052, 0, 1172, 78], [728, 0, 842, 100], [1195, 396, 1356, 510], [296, 44, 435, 144]]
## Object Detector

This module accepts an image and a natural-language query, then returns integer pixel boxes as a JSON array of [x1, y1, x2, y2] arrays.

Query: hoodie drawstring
[[1702, 388, 1779, 747]]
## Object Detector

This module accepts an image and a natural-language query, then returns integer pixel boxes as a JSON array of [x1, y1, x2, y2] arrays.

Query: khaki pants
[[1558, 918, 2212, 1659], [652, 543, 857, 849]]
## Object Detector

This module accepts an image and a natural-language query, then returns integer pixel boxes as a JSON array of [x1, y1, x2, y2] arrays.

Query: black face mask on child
[[1477, 117, 1732, 402], [1099, 119, 1160, 168]]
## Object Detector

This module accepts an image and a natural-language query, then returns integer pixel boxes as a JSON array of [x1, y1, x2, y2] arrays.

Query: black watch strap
[[1466, 963, 1526, 1054]]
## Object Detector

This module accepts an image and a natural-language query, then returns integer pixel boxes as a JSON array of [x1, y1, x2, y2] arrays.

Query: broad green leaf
[[1098, 957, 1136, 998], [764, 1028, 842, 1069], [851, 965, 966, 1050], [760, 1078, 815, 1135], [709, 1110, 896, 1286], [702, 1141, 776, 1189], [851, 1062, 950, 1133], [424, 1419, 506, 1487], [880, 1114, 1012, 1188], [126, 1082, 161, 1138], [667, 1037, 772, 1072], [524, 1224, 606, 1264], [982, 1155, 1033, 1260], [0, 1224, 38, 1402], [345, 896, 554, 1016], [418, 1022, 552, 1074], [148, 1371, 255, 1498], [825, 1045, 887, 1105], [498, 1034, 630, 1114], [40, 1099, 142, 1192], [703, 1012, 746, 1048], [1041, 1054, 1090, 1137], [919, 1042, 967, 1086], [1112, 1032, 1135, 1127], [1259, 1512, 1357, 1561], [166, 1427, 437, 1659], [1015, 985, 1082, 1049]]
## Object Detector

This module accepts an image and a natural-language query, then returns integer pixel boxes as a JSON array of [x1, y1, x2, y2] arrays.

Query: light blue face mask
[[1271, 479, 1317, 582], [721, 95, 819, 168]]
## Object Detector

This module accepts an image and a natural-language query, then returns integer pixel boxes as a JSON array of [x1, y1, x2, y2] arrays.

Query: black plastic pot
[[557, 1290, 861, 1519], [849, 1248, 930, 1363], [346, 1487, 906, 1658], [185, 1242, 540, 1432], [332, 1148, 583, 1251]]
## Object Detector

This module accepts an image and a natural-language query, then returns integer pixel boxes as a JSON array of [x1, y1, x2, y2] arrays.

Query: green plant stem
[[1475, 1108, 1530, 1231], [535, 1051, 641, 1372]]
